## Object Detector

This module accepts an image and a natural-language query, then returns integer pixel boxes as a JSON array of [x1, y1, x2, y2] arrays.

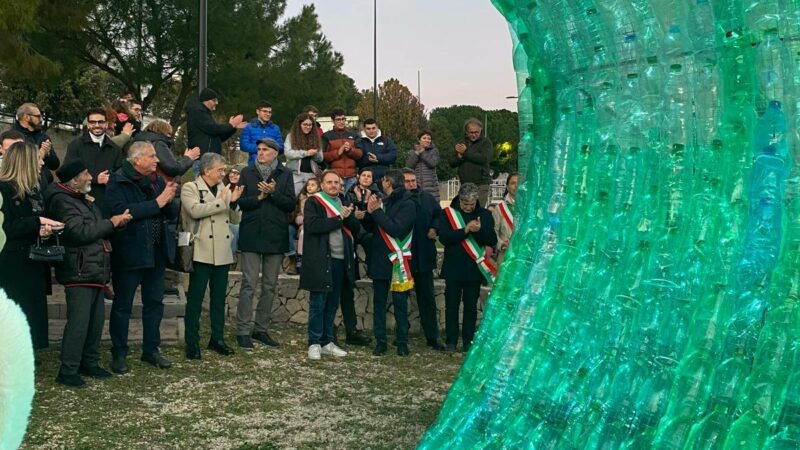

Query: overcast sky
[[284, 0, 518, 112]]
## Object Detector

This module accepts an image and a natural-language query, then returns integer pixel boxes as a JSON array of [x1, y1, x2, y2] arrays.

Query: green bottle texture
[[420, 1, 800, 448]]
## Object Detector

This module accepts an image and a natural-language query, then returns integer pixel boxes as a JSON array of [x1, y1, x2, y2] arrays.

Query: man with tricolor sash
[[299, 170, 361, 361], [363, 170, 417, 356], [437, 182, 497, 353]]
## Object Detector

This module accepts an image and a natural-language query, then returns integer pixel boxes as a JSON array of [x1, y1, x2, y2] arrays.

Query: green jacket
[[449, 136, 494, 184]]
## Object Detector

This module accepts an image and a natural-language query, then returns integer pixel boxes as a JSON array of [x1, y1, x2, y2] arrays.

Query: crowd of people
[[0, 89, 519, 388]]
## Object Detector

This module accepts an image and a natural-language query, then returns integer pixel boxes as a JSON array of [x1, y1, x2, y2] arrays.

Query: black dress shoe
[[79, 365, 112, 379], [251, 331, 279, 347], [110, 353, 128, 374], [373, 342, 388, 356], [397, 344, 410, 356], [345, 330, 372, 346], [427, 340, 446, 351], [207, 339, 235, 356], [236, 335, 254, 350], [55, 372, 86, 388], [185, 342, 202, 360], [141, 351, 172, 369]]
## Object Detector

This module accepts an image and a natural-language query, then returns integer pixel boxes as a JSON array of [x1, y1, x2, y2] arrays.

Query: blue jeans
[[229, 224, 240, 255], [308, 258, 344, 346], [287, 224, 296, 256], [372, 279, 410, 346]]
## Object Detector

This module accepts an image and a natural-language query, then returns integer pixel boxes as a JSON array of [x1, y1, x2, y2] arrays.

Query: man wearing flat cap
[[45, 160, 133, 388], [235, 138, 295, 349], [185, 88, 248, 175]]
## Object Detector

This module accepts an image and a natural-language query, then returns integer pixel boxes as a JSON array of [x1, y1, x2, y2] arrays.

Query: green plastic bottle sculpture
[[418, 1, 800, 448]]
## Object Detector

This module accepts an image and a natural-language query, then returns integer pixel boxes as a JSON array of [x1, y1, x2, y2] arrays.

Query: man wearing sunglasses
[[63, 108, 125, 218], [12, 103, 60, 183]]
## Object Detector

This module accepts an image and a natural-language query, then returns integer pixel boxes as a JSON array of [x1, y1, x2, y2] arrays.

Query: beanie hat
[[257, 138, 280, 151], [198, 88, 219, 102], [56, 160, 87, 183]]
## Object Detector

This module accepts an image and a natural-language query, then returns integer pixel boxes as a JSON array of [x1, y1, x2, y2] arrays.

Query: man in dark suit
[[364, 169, 417, 356], [402, 169, 444, 350]]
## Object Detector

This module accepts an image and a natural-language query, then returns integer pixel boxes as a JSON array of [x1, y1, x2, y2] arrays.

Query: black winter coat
[[184, 97, 237, 155], [355, 133, 398, 182], [133, 131, 194, 181], [299, 195, 361, 293], [45, 183, 114, 285], [437, 196, 497, 283], [408, 189, 441, 274], [362, 188, 416, 281], [13, 121, 60, 172], [64, 132, 124, 218], [237, 162, 295, 254], [105, 171, 179, 271]]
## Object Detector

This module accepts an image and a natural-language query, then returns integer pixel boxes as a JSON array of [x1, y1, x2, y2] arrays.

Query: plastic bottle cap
[[769, 100, 782, 109], [670, 64, 682, 72], [669, 24, 680, 34], [627, 73, 639, 79]]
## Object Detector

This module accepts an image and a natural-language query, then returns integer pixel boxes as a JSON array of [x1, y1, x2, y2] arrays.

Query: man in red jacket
[[322, 107, 363, 192]]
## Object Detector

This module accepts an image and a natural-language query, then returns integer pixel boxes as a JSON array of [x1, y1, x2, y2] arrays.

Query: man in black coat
[[299, 170, 361, 360], [64, 108, 125, 218], [13, 103, 60, 178], [364, 169, 417, 356], [402, 169, 444, 350], [45, 161, 132, 388], [437, 182, 497, 352], [234, 138, 295, 350], [184, 88, 246, 172], [105, 141, 178, 373]]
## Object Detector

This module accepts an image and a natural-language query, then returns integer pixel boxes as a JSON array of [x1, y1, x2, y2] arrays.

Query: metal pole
[[372, 0, 377, 118], [198, 0, 208, 93], [417, 69, 421, 103]]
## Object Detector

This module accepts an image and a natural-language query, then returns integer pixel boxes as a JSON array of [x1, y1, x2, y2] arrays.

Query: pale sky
[[284, 0, 518, 112]]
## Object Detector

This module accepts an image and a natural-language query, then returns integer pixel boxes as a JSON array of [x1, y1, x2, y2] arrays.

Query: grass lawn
[[21, 324, 463, 449]]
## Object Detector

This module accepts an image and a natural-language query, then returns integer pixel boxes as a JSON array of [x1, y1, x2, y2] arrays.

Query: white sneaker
[[308, 344, 321, 360], [321, 342, 347, 357]]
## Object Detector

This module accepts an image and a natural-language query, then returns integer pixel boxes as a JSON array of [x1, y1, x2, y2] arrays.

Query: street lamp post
[[373, 0, 378, 119], [199, 0, 208, 92]]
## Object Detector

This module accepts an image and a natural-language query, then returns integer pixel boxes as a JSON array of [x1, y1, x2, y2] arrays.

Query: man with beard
[[46, 161, 132, 387], [64, 108, 125, 218], [13, 103, 59, 182]]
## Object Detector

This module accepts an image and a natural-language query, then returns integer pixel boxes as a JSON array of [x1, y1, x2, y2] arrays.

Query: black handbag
[[29, 233, 65, 263]]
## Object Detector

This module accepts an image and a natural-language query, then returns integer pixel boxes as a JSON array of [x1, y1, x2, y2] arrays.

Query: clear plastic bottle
[[755, 28, 790, 113]]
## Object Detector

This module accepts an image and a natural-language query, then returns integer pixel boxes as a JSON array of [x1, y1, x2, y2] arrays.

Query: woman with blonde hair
[[0, 141, 63, 350]]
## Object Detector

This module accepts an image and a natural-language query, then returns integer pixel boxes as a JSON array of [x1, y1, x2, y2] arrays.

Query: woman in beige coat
[[181, 153, 243, 360]]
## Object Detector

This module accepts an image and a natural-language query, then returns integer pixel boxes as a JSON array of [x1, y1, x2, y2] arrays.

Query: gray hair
[[127, 141, 154, 162], [199, 152, 225, 174], [383, 169, 404, 190], [16, 103, 38, 120], [458, 182, 480, 202], [464, 117, 483, 131]]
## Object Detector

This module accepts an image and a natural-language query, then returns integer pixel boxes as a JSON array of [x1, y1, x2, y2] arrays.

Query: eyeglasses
[[334, 117, 347, 122], [88, 120, 107, 125], [229, 170, 240, 175], [27, 113, 42, 119]]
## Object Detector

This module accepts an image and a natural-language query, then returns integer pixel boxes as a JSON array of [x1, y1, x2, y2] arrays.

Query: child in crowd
[[293, 177, 319, 269]]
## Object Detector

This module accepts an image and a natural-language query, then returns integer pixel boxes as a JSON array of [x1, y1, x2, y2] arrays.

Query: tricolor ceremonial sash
[[378, 227, 414, 292], [498, 200, 514, 231], [444, 206, 497, 284], [312, 192, 353, 241]]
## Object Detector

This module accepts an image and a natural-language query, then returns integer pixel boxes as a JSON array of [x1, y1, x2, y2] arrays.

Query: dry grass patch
[[22, 324, 463, 449]]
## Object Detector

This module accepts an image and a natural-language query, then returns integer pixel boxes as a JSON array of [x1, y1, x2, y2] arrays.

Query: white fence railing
[[441, 175, 509, 205]]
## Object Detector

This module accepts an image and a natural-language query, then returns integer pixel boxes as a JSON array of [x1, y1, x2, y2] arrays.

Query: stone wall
[[220, 273, 492, 334]]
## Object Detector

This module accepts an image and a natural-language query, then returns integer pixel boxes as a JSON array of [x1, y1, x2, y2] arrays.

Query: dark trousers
[[60, 286, 105, 375], [412, 271, 440, 344], [372, 279, 410, 346], [185, 262, 230, 345], [308, 259, 344, 346], [110, 255, 166, 356], [339, 277, 358, 334], [444, 279, 481, 348]]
